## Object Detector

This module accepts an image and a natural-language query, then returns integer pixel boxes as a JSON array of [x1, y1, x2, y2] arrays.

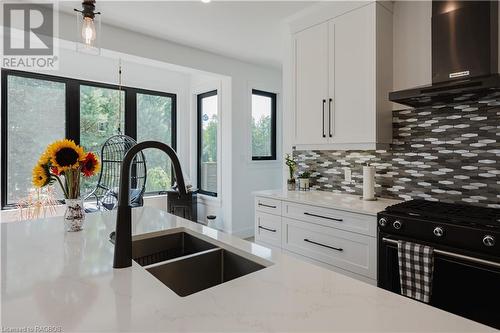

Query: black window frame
[[251, 89, 277, 161], [1, 68, 177, 209], [134, 88, 177, 195], [197, 90, 218, 197]]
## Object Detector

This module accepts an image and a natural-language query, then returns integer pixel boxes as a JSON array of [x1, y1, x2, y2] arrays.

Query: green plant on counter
[[299, 171, 311, 179], [285, 153, 297, 179]]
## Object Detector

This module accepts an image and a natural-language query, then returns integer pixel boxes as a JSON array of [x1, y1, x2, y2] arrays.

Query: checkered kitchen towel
[[397, 241, 435, 303]]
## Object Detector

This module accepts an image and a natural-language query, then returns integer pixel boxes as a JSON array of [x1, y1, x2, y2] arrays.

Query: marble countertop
[[254, 189, 402, 216], [1, 207, 494, 332]]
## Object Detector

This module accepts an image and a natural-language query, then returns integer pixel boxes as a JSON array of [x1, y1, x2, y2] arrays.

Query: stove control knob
[[483, 235, 495, 247], [393, 220, 402, 230], [433, 227, 444, 237], [378, 218, 387, 227]]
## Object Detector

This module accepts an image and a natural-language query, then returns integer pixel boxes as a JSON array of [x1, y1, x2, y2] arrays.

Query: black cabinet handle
[[328, 98, 333, 138], [258, 203, 277, 209], [304, 212, 343, 222], [322, 99, 326, 138], [259, 225, 277, 233], [304, 238, 343, 251]]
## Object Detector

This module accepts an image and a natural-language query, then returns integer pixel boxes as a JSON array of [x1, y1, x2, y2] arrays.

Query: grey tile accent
[[294, 92, 500, 208]]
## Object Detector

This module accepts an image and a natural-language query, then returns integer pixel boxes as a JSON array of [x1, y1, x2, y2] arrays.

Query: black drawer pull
[[259, 225, 277, 233], [328, 98, 333, 138], [258, 203, 277, 209], [304, 238, 343, 252], [304, 212, 343, 222]]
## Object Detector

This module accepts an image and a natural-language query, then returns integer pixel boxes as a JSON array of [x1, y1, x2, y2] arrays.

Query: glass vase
[[64, 198, 85, 232]]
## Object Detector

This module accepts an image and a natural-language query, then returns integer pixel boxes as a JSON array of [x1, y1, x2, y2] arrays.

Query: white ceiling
[[59, 1, 315, 69]]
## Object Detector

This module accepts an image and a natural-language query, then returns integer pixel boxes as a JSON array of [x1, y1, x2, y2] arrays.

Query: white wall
[[392, 1, 432, 92]]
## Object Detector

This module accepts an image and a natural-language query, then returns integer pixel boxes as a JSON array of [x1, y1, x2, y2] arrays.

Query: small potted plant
[[285, 154, 297, 191], [298, 171, 311, 191]]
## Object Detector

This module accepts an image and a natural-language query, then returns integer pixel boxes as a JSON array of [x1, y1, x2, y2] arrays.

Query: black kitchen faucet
[[113, 141, 189, 268]]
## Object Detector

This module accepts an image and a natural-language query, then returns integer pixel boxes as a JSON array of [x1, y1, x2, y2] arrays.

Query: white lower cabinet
[[282, 218, 376, 280], [255, 196, 377, 284]]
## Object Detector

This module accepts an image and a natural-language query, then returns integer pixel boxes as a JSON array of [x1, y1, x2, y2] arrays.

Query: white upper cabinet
[[292, 2, 393, 149], [294, 23, 329, 145], [330, 4, 376, 143]]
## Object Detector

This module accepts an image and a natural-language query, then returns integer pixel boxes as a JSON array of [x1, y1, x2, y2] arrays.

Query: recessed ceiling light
[[201, 0, 211, 3]]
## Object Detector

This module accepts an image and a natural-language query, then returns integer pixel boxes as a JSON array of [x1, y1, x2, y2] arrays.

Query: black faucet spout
[[113, 141, 188, 269]]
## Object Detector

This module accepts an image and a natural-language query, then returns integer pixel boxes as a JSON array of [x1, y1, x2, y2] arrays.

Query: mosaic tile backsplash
[[294, 92, 500, 208]]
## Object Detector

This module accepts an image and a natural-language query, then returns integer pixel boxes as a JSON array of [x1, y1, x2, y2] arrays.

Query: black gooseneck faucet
[[113, 141, 189, 269]]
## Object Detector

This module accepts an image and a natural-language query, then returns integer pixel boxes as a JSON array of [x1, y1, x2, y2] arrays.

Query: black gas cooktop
[[385, 199, 500, 229]]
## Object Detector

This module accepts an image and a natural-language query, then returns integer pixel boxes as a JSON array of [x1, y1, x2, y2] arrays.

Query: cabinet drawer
[[282, 202, 376, 237], [255, 211, 282, 248], [283, 218, 376, 279], [255, 196, 282, 215]]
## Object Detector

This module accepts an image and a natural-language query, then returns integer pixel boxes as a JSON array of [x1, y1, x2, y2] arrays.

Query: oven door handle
[[382, 237, 500, 269]]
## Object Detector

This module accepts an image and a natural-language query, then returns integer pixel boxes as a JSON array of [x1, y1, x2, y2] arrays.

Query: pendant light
[[74, 0, 101, 53]]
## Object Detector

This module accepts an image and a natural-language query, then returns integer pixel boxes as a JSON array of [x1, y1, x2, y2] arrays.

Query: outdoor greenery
[[80, 85, 125, 194], [80, 88, 174, 194], [251, 114, 272, 157], [6, 76, 65, 204], [137, 93, 174, 192], [200, 108, 218, 194], [201, 115, 218, 163]]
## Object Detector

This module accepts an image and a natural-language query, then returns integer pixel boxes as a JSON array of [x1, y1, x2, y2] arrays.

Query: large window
[[1, 69, 176, 208], [80, 85, 125, 194], [2, 75, 66, 206], [197, 90, 218, 197], [137, 92, 176, 193], [251, 89, 276, 160]]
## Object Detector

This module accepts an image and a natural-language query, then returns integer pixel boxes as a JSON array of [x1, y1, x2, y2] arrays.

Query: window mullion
[[1, 70, 8, 209], [66, 80, 80, 144], [125, 88, 137, 140]]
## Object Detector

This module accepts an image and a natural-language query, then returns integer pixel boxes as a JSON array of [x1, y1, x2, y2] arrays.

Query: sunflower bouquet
[[32, 139, 100, 199]]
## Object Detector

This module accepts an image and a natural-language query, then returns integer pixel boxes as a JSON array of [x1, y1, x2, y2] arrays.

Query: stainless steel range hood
[[390, 1, 499, 108]]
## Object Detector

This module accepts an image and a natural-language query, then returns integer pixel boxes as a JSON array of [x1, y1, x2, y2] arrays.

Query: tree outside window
[[251, 89, 276, 160], [197, 91, 218, 196]]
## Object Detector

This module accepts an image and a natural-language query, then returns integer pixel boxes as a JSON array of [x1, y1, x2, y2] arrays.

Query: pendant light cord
[[117, 58, 123, 134]]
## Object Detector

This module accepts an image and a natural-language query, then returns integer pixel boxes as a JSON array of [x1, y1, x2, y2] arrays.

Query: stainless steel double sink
[[129, 231, 267, 297]]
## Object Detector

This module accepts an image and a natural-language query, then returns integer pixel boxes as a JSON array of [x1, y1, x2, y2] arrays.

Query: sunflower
[[81, 152, 100, 177], [32, 164, 51, 188], [37, 151, 51, 165], [46, 139, 85, 172]]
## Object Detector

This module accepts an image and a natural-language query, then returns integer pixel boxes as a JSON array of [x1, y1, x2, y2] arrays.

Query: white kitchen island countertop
[[1, 207, 494, 332], [254, 189, 402, 216]]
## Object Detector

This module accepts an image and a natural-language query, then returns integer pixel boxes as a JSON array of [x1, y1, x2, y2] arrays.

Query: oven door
[[378, 232, 500, 329]]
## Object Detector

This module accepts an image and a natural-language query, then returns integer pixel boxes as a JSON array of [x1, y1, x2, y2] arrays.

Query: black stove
[[378, 199, 500, 256], [378, 199, 500, 329], [385, 199, 500, 230]]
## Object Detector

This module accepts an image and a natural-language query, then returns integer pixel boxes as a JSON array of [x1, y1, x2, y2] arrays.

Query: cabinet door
[[329, 4, 376, 143], [295, 22, 329, 145]]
